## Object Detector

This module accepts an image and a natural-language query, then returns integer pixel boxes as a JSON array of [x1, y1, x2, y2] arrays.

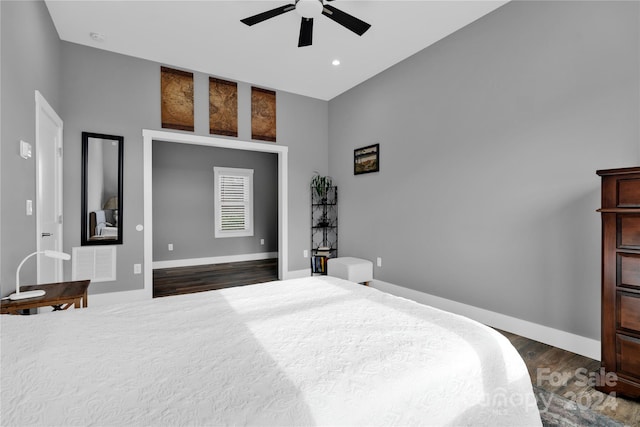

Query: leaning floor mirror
[[81, 132, 123, 245]]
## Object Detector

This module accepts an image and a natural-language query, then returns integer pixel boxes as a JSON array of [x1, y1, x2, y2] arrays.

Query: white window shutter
[[214, 167, 254, 238]]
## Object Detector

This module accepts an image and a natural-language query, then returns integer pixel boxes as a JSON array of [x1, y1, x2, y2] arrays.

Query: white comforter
[[1, 276, 541, 426]]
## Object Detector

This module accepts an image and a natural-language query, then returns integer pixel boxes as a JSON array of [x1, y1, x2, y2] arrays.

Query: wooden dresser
[[597, 167, 640, 399]]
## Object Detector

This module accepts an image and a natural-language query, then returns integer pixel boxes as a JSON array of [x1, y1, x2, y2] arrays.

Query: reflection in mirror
[[81, 132, 123, 245]]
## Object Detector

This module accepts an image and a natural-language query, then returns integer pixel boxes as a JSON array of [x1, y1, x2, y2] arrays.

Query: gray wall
[[152, 141, 278, 261], [60, 42, 155, 294], [328, 0, 640, 340], [0, 0, 327, 296], [6, 0, 635, 345], [59, 42, 327, 294], [0, 0, 62, 294]]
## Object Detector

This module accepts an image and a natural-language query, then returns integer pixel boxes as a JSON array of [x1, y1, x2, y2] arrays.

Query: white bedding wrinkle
[[0, 276, 541, 426]]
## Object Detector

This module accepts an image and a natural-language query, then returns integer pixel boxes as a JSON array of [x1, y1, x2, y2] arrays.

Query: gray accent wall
[[328, 1, 640, 340], [4, 0, 637, 346], [1, 0, 328, 296], [152, 141, 278, 261], [60, 42, 156, 294], [1, 0, 62, 294], [59, 43, 327, 294]]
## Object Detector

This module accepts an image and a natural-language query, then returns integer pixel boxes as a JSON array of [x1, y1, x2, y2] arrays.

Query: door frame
[[35, 90, 64, 283], [142, 129, 289, 300]]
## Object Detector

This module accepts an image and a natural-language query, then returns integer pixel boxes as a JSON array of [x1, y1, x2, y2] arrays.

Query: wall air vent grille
[[72, 246, 116, 282]]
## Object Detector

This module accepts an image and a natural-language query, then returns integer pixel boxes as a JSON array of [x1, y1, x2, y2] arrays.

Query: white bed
[[1, 276, 541, 426]]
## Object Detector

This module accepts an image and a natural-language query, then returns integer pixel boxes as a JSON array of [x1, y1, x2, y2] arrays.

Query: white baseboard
[[152, 252, 278, 270], [88, 288, 150, 307], [285, 268, 311, 279], [371, 279, 601, 361]]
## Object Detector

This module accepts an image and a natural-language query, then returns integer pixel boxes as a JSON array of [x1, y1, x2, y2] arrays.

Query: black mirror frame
[[81, 132, 124, 246]]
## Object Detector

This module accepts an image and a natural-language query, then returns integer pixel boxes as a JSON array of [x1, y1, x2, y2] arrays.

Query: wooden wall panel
[[209, 78, 238, 137], [160, 67, 194, 131], [251, 87, 276, 142]]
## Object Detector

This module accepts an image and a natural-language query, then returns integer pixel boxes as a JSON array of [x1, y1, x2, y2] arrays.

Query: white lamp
[[10, 250, 71, 300]]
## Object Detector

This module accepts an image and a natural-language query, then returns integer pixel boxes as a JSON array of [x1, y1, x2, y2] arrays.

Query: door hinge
[[58, 147, 63, 157], [58, 214, 63, 224]]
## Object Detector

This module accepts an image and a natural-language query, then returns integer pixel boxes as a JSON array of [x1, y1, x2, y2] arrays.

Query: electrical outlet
[[260, 239, 264, 245], [134, 264, 142, 274], [303, 250, 309, 258], [168, 243, 173, 251], [377, 257, 382, 267]]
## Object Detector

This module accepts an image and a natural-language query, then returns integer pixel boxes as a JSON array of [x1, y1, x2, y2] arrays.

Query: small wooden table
[[1, 280, 90, 315]]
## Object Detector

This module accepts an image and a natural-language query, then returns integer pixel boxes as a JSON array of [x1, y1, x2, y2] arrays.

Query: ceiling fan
[[240, 0, 371, 47]]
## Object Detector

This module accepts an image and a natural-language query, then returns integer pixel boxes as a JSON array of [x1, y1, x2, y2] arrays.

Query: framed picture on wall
[[251, 87, 276, 142], [160, 66, 194, 132], [209, 77, 238, 137], [354, 143, 380, 175]]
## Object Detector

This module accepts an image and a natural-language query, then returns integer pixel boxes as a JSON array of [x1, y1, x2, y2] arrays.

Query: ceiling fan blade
[[322, 4, 371, 36], [298, 18, 314, 47], [241, 4, 295, 26]]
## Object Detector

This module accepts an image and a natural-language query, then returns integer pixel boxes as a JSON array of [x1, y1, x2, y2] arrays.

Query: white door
[[35, 90, 64, 284]]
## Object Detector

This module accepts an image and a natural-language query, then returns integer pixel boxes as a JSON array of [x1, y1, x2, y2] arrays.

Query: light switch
[[26, 200, 33, 216], [20, 140, 32, 159], [134, 264, 142, 274], [168, 243, 173, 251]]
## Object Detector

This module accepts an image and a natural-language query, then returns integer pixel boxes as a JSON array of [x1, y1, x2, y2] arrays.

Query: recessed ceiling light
[[332, 59, 341, 66], [90, 32, 105, 42]]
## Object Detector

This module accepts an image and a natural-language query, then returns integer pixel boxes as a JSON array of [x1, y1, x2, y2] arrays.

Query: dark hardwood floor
[[153, 258, 278, 298], [498, 329, 640, 426]]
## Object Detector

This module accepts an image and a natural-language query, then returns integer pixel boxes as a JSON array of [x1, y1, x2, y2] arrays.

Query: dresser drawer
[[618, 178, 640, 207], [618, 253, 640, 289], [617, 334, 640, 378], [618, 215, 640, 249], [618, 292, 640, 333]]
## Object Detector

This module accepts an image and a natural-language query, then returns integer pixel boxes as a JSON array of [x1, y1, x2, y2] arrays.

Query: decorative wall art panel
[[251, 87, 276, 142], [160, 66, 194, 131], [209, 77, 238, 137]]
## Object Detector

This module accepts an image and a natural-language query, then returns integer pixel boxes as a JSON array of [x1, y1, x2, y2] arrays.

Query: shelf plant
[[311, 172, 333, 202]]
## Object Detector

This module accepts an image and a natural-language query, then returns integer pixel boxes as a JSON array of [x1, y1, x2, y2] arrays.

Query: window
[[214, 167, 254, 238]]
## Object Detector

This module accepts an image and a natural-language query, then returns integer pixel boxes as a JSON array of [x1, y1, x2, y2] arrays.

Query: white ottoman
[[327, 257, 373, 286]]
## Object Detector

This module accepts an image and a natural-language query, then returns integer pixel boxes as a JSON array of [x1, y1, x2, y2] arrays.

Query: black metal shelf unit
[[311, 185, 337, 275]]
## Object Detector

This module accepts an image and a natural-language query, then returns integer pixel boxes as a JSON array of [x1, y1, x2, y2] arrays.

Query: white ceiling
[[45, 0, 507, 101]]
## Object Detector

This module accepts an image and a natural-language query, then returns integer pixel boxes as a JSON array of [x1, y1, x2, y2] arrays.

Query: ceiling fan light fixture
[[332, 59, 341, 66], [295, 0, 323, 19], [240, 0, 371, 47]]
